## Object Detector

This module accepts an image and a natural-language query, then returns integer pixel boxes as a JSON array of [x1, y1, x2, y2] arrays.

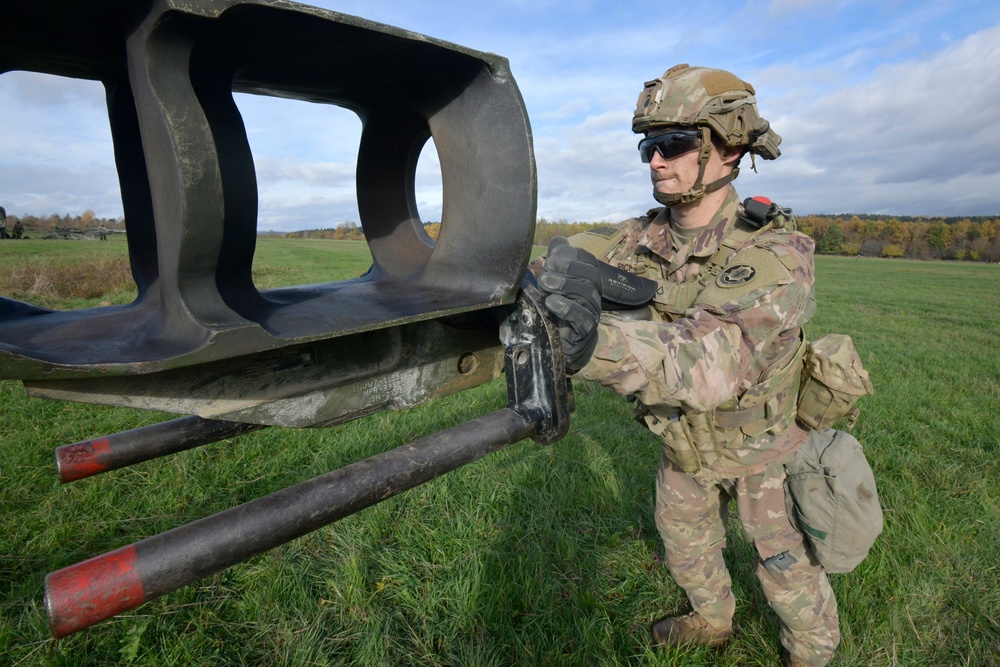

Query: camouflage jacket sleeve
[[576, 232, 816, 413]]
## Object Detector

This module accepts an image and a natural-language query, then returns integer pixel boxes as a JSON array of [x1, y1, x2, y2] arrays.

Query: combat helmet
[[633, 64, 781, 206]]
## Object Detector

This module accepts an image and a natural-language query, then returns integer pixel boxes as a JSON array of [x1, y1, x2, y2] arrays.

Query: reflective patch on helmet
[[717, 264, 757, 287]]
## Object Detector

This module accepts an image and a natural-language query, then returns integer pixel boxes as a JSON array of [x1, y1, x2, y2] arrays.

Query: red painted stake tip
[[55, 438, 112, 483], [45, 545, 146, 638]]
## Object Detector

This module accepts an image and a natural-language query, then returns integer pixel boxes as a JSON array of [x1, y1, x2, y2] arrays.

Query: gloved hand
[[538, 237, 602, 373], [540, 237, 657, 309]]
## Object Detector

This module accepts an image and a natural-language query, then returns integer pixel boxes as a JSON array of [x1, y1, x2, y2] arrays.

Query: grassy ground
[[0, 236, 135, 309], [0, 236, 374, 306], [1, 240, 998, 666]]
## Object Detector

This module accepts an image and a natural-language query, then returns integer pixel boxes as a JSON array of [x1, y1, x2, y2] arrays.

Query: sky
[[2, 0, 1000, 232]]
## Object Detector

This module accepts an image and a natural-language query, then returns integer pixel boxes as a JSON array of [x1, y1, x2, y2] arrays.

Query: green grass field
[[1, 238, 998, 666]]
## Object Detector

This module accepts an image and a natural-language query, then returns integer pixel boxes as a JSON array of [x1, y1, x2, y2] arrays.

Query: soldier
[[537, 64, 839, 666]]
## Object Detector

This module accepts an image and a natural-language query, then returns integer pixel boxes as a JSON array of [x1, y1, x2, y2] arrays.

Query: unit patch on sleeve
[[717, 264, 757, 287]]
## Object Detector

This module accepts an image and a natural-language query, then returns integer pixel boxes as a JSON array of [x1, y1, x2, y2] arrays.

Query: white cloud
[[761, 21, 1000, 213], [254, 157, 356, 187], [2, 1, 1000, 228], [4, 70, 105, 107]]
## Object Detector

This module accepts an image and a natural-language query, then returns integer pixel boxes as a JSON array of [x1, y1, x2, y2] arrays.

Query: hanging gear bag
[[784, 428, 883, 573]]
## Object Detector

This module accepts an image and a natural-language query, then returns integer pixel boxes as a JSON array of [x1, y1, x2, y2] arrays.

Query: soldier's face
[[646, 128, 733, 200]]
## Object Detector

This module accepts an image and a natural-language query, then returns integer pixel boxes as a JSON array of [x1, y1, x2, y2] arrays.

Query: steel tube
[[45, 407, 535, 637], [55, 416, 265, 483]]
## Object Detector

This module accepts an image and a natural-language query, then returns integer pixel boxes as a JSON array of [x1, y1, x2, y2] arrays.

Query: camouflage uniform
[[571, 185, 840, 665]]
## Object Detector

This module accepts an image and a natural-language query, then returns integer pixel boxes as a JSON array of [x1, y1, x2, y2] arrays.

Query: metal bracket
[[43, 287, 571, 637]]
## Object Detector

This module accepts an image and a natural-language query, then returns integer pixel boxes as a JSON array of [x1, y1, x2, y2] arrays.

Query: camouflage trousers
[[655, 455, 840, 666]]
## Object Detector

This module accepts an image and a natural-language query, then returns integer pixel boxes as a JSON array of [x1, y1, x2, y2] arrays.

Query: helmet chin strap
[[652, 127, 739, 207]]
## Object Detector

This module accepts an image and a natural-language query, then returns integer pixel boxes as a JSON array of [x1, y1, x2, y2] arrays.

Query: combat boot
[[651, 611, 732, 648]]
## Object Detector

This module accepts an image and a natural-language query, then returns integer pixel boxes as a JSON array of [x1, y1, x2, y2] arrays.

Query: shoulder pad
[[568, 226, 626, 259], [750, 229, 814, 267], [696, 245, 795, 309]]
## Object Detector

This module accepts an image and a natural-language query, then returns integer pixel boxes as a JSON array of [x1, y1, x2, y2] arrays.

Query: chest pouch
[[796, 334, 874, 430]]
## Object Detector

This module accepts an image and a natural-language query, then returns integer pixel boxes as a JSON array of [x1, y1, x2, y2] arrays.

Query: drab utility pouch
[[796, 334, 874, 430], [643, 407, 726, 474], [784, 428, 883, 573], [644, 408, 700, 473]]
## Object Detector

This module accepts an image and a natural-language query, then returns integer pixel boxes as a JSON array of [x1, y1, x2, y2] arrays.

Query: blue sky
[[2, 0, 1000, 231]]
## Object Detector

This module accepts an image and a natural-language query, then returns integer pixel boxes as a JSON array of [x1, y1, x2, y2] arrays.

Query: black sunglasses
[[637, 130, 702, 163]]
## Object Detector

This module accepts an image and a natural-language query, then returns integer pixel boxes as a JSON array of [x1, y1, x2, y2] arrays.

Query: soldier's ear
[[722, 146, 743, 166]]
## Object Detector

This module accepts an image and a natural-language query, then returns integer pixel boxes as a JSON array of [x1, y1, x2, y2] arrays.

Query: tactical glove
[[542, 238, 657, 310], [538, 238, 602, 373]]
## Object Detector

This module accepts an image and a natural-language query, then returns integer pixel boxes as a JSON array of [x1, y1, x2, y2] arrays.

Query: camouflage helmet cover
[[633, 64, 781, 160]]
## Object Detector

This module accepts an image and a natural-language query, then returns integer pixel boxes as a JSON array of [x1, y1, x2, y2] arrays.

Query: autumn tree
[[817, 223, 845, 254]]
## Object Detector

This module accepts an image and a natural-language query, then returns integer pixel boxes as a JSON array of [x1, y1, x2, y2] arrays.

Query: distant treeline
[[797, 214, 1000, 262], [280, 222, 442, 241], [534, 214, 1000, 262], [6, 211, 124, 232], [11, 210, 1000, 262]]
